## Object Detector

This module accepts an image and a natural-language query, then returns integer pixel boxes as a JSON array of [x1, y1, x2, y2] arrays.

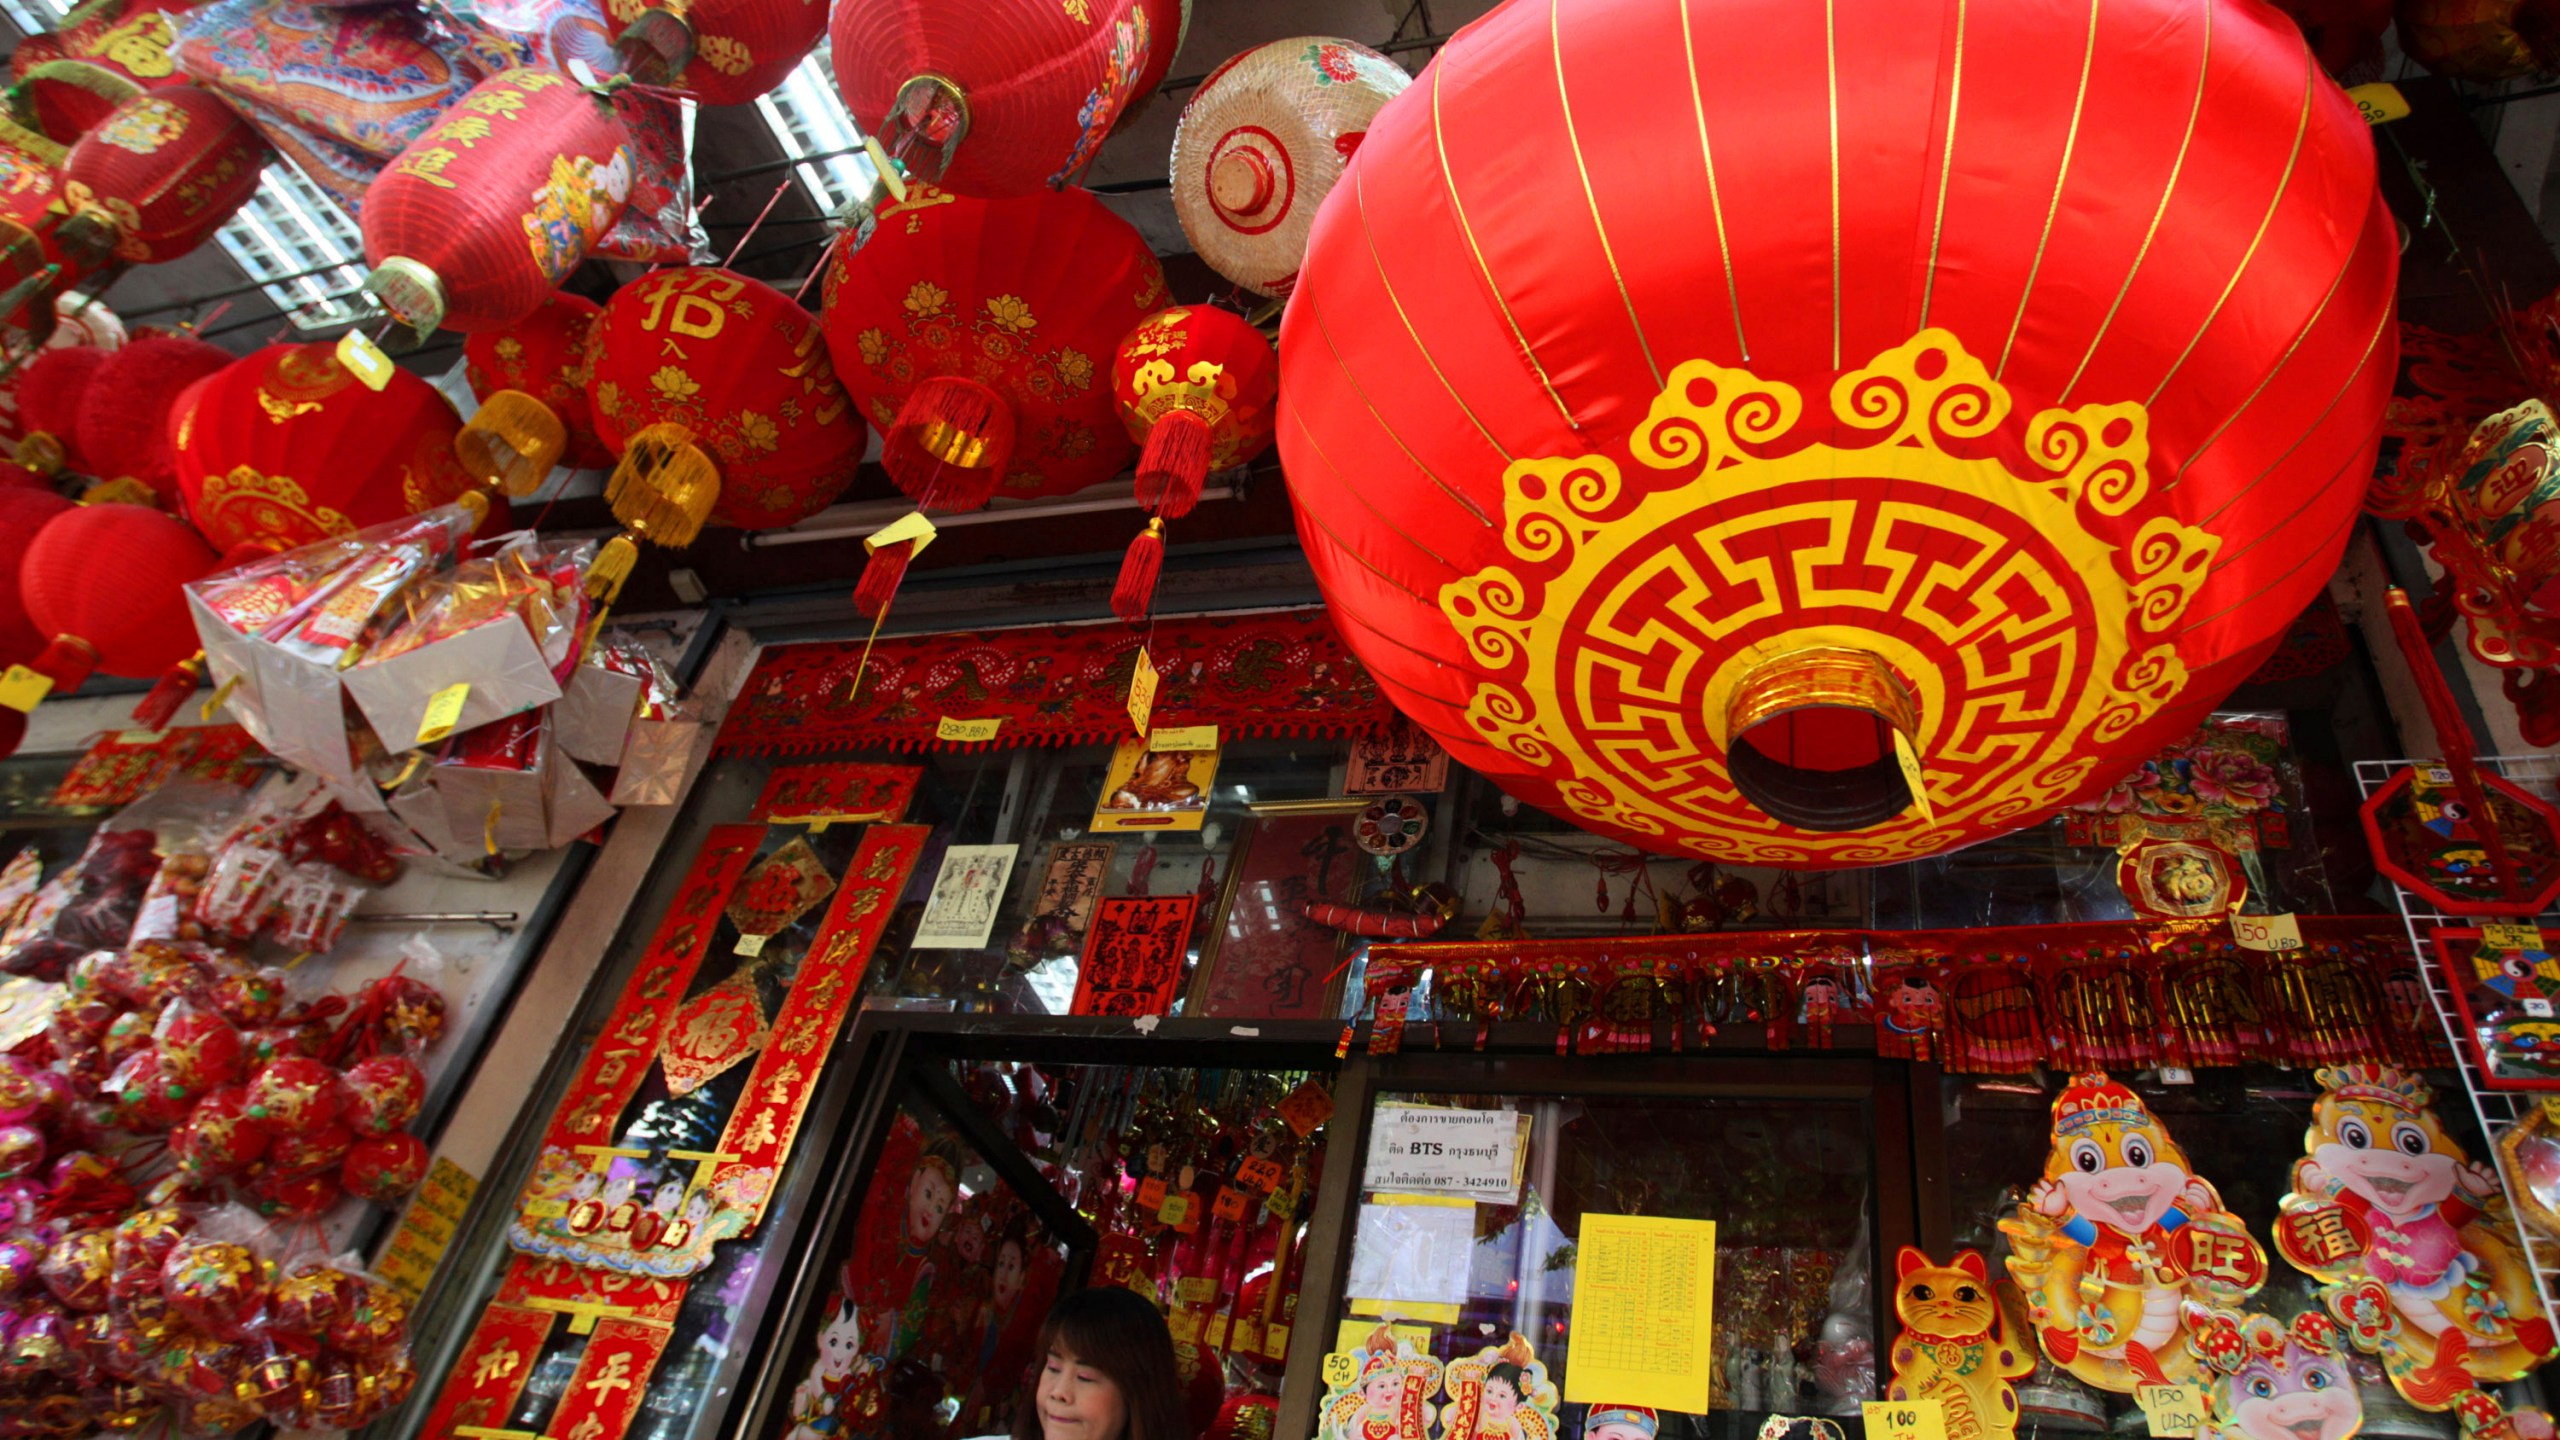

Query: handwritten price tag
[[1127, 644, 1158, 738], [2137, 1384, 2206, 1438], [1323, 1352, 1358, 1389], [2231, 912, 2302, 952], [1135, 1177, 1168, 1209], [1213, 1188, 1249, 1222], [2345, 82, 2410, 125], [1864, 1399, 1948, 1440], [2485, 923, 2546, 952], [1149, 725, 1219, 752], [1237, 1155, 1285, 1192], [416, 682, 471, 745], [936, 716, 1004, 743]]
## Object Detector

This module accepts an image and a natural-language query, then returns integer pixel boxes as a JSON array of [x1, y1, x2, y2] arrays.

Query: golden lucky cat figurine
[[1889, 1247, 2036, 1440]]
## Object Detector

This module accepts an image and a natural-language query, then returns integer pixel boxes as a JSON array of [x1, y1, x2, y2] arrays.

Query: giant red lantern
[[361, 69, 633, 336], [821, 185, 1166, 508], [584, 266, 865, 530], [54, 84, 268, 266], [1282, 0, 2396, 869], [830, 0, 1185, 197], [169, 344, 492, 553], [462, 288, 611, 479], [605, 0, 823, 107]]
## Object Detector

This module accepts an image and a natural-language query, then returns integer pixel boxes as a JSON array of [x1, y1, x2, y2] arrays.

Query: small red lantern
[[1107, 305, 1277, 621], [361, 69, 635, 335], [74, 333, 229, 505], [585, 265, 866, 531], [0, 489, 72, 667], [16, 502, 215, 696], [832, 0, 1184, 197], [463, 289, 611, 474], [54, 84, 269, 266], [606, 0, 823, 107], [168, 343, 495, 553]]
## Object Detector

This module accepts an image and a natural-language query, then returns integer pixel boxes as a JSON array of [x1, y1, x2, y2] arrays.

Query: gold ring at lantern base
[[1725, 645, 1919, 833], [1438, 329, 2217, 867]]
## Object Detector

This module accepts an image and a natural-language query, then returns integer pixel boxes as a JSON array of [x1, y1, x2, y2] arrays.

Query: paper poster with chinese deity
[[1193, 815, 1360, 1020], [2431, 927, 2560, 1090], [1008, 840, 1113, 968], [2183, 1307, 2363, 1440], [913, 844, 1019, 950], [1439, 1332, 1558, 1440], [1321, 1324, 1443, 1440], [1091, 737, 1219, 833], [1999, 1072, 2267, 1392], [1070, 895, 1199, 1017], [2274, 1065, 2557, 1406]]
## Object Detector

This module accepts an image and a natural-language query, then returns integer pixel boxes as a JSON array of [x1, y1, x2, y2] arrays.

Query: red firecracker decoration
[[1281, 0, 2397, 868], [168, 343, 495, 553], [54, 84, 268, 266], [14, 502, 213, 714], [606, 0, 822, 107], [463, 289, 611, 471], [1107, 305, 1276, 621], [832, 0, 1184, 197], [73, 333, 228, 504], [362, 69, 635, 336]]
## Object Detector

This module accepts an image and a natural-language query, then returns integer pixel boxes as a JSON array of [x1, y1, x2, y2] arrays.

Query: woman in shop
[[983, 1287, 1190, 1440]]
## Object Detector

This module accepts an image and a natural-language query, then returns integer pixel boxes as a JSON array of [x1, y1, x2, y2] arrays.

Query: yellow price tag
[[1127, 644, 1158, 738], [1148, 725, 1219, 752], [335, 329, 396, 392], [1891, 730, 1935, 827], [1174, 1276, 1217, 1307], [1864, 1400, 1948, 1440], [936, 715, 1004, 743], [2231, 912, 2303, 952], [2137, 1384, 2207, 1438], [864, 509, 937, 558], [2486, 923, 2546, 952], [416, 682, 471, 745], [1323, 1352, 1358, 1389], [2346, 83, 2410, 125], [0, 664, 51, 712], [1157, 1193, 1192, 1225]]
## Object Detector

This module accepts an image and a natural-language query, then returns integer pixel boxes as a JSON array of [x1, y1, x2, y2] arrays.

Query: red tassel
[[28, 635, 94, 697], [1112, 517, 1166, 624], [130, 654, 204, 731], [883, 376, 1015, 511], [854, 539, 912, 619], [1135, 409, 1215, 519]]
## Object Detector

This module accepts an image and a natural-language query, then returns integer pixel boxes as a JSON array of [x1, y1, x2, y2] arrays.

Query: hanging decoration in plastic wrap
[[1279, 0, 2397, 868]]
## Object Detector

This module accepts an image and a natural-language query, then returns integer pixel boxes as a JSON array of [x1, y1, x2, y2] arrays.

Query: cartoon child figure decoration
[[1887, 1248, 2034, 1440], [2275, 1066, 2556, 1406], [1441, 1332, 1559, 1440], [2181, 1306, 2361, 1440], [1321, 1325, 1443, 1440], [785, 1300, 884, 1440], [2002, 1073, 2267, 1391], [1582, 1407, 1656, 1440]]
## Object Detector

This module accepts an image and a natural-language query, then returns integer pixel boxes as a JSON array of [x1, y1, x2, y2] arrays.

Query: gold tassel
[[605, 423, 720, 549], [455, 391, 568, 499]]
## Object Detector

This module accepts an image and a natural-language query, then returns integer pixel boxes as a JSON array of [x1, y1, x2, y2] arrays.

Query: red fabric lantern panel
[[56, 84, 269, 265], [464, 289, 610, 469], [0, 488, 74, 667], [822, 185, 1166, 505], [831, 0, 1183, 197], [1281, 0, 2396, 869], [361, 69, 633, 336], [21, 502, 216, 681], [75, 333, 230, 504], [169, 344, 495, 553], [603, 0, 822, 107], [15, 0, 198, 145], [585, 266, 866, 529]]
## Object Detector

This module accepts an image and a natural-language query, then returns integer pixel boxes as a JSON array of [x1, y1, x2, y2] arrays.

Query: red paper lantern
[[1281, 0, 2396, 868], [831, 0, 1184, 197], [14, 346, 106, 473], [822, 185, 1165, 508], [1106, 304, 1277, 620], [464, 289, 611, 470], [362, 69, 635, 335], [0, 490, 65, 669], [585, 266, 866, 530], [54, 84, 268, 266], [19, 502, 215, 692], [74, 333, 230, 504], [13, 0, 197, 143], [168, 343, 495, 553], [604, 0, 822, 107]]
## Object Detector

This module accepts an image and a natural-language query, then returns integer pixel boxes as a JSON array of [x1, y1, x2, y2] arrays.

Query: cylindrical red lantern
[[55, 84, 270, 266], [822, 186, 1165, 507], [0, 488, 74, 668], [1106, 305, 1277, 620], [585, 266, 866, 530], [1282, 0, 2396, 868], [75, 334, 229, 505], [831, 0, 1185, 197], [169, 344, 495, 553], [605, 0, 822, 107], [463, 289, 610, 470], [361, 69, 633, 336], [19, 502, 217, 689], [12, 0, 197, 144]]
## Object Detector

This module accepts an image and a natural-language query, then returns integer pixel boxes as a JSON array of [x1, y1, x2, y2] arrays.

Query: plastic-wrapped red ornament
[[324, 1276, 405, 1357], [241, 1056, 342, 1132], [0, 1125, 43, 1182], [98, 1009, 153, 1065], [266, 1121, 352, 1180], [38, 1232, 110, 1313], [0, 1238, 41, 1296], [159, 1237, 262, 1341], [246, 1166, 340, 1220], [341, 1132, 426, 1204], [169, 1086, 266, 1179], [265, 1266, 349, 1341], [108, 1278, 174, 1342], [54, 84, 269, 266], [103, 1051, 188, 1131], [359, 974, 447, 1056], [233, 1331, 309, 1420], [338, 1055, 424, 1136], [153, 1002, 243, 1093], [204, 970, 287, 1029], [6, 1301, 70, 1375], [107, 1208, 188, 1300]]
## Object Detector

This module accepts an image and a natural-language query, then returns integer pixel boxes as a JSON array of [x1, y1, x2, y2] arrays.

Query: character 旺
[[1319, 1324, 1440, 1440], [1888, 1248, 2035, 1440], [785, 1299, 884, 1440], [2182, 1307, 2361, 1440], [2001, 1072, 2267, 1391], [2274, 1066, 2557, 1406]]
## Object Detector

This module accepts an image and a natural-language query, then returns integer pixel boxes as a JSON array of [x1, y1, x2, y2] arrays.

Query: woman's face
[[1038, 1345, 1128, 1440]]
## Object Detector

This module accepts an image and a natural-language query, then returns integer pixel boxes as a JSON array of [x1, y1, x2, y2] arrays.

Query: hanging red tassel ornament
[[852, 538, 911, 620], [1113, 305, 1278, 514], [822, 185, 1164, 506], [128, 654, 200, 731], [14, 345, 106, 474], [606, 0, 823, 107], [1111, 516, 1164, 624], [14, 503, 216, 732], [53, 84, 270, 266], [74, 334, 228, 506], [463, 289, 610, 469]]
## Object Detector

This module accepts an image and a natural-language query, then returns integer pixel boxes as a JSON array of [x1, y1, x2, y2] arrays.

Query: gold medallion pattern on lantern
[[1438, 331, 2213, 868]]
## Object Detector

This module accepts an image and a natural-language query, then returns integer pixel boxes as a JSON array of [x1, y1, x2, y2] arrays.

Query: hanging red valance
[[714, 607, 1396, 757]]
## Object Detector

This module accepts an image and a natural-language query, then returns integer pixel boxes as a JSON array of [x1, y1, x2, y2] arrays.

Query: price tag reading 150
[[2137, 1383, 2206, 1438]]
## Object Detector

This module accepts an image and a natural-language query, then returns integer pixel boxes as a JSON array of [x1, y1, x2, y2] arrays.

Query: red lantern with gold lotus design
[[168, 344, 494, 554], [606, 0, 824, 107], [54, 84, 268, 266], [831, 0, 1185, 197], [360, 68, 633, 336], [463, 289, 610, 473], [1107, 304, 1276, 621], [1280, 0, 2396, 868], [584, 266, 865, 531]]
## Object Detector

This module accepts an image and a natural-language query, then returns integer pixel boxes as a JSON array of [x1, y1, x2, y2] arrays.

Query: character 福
[[1888, 1247, 2035, 1440]]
